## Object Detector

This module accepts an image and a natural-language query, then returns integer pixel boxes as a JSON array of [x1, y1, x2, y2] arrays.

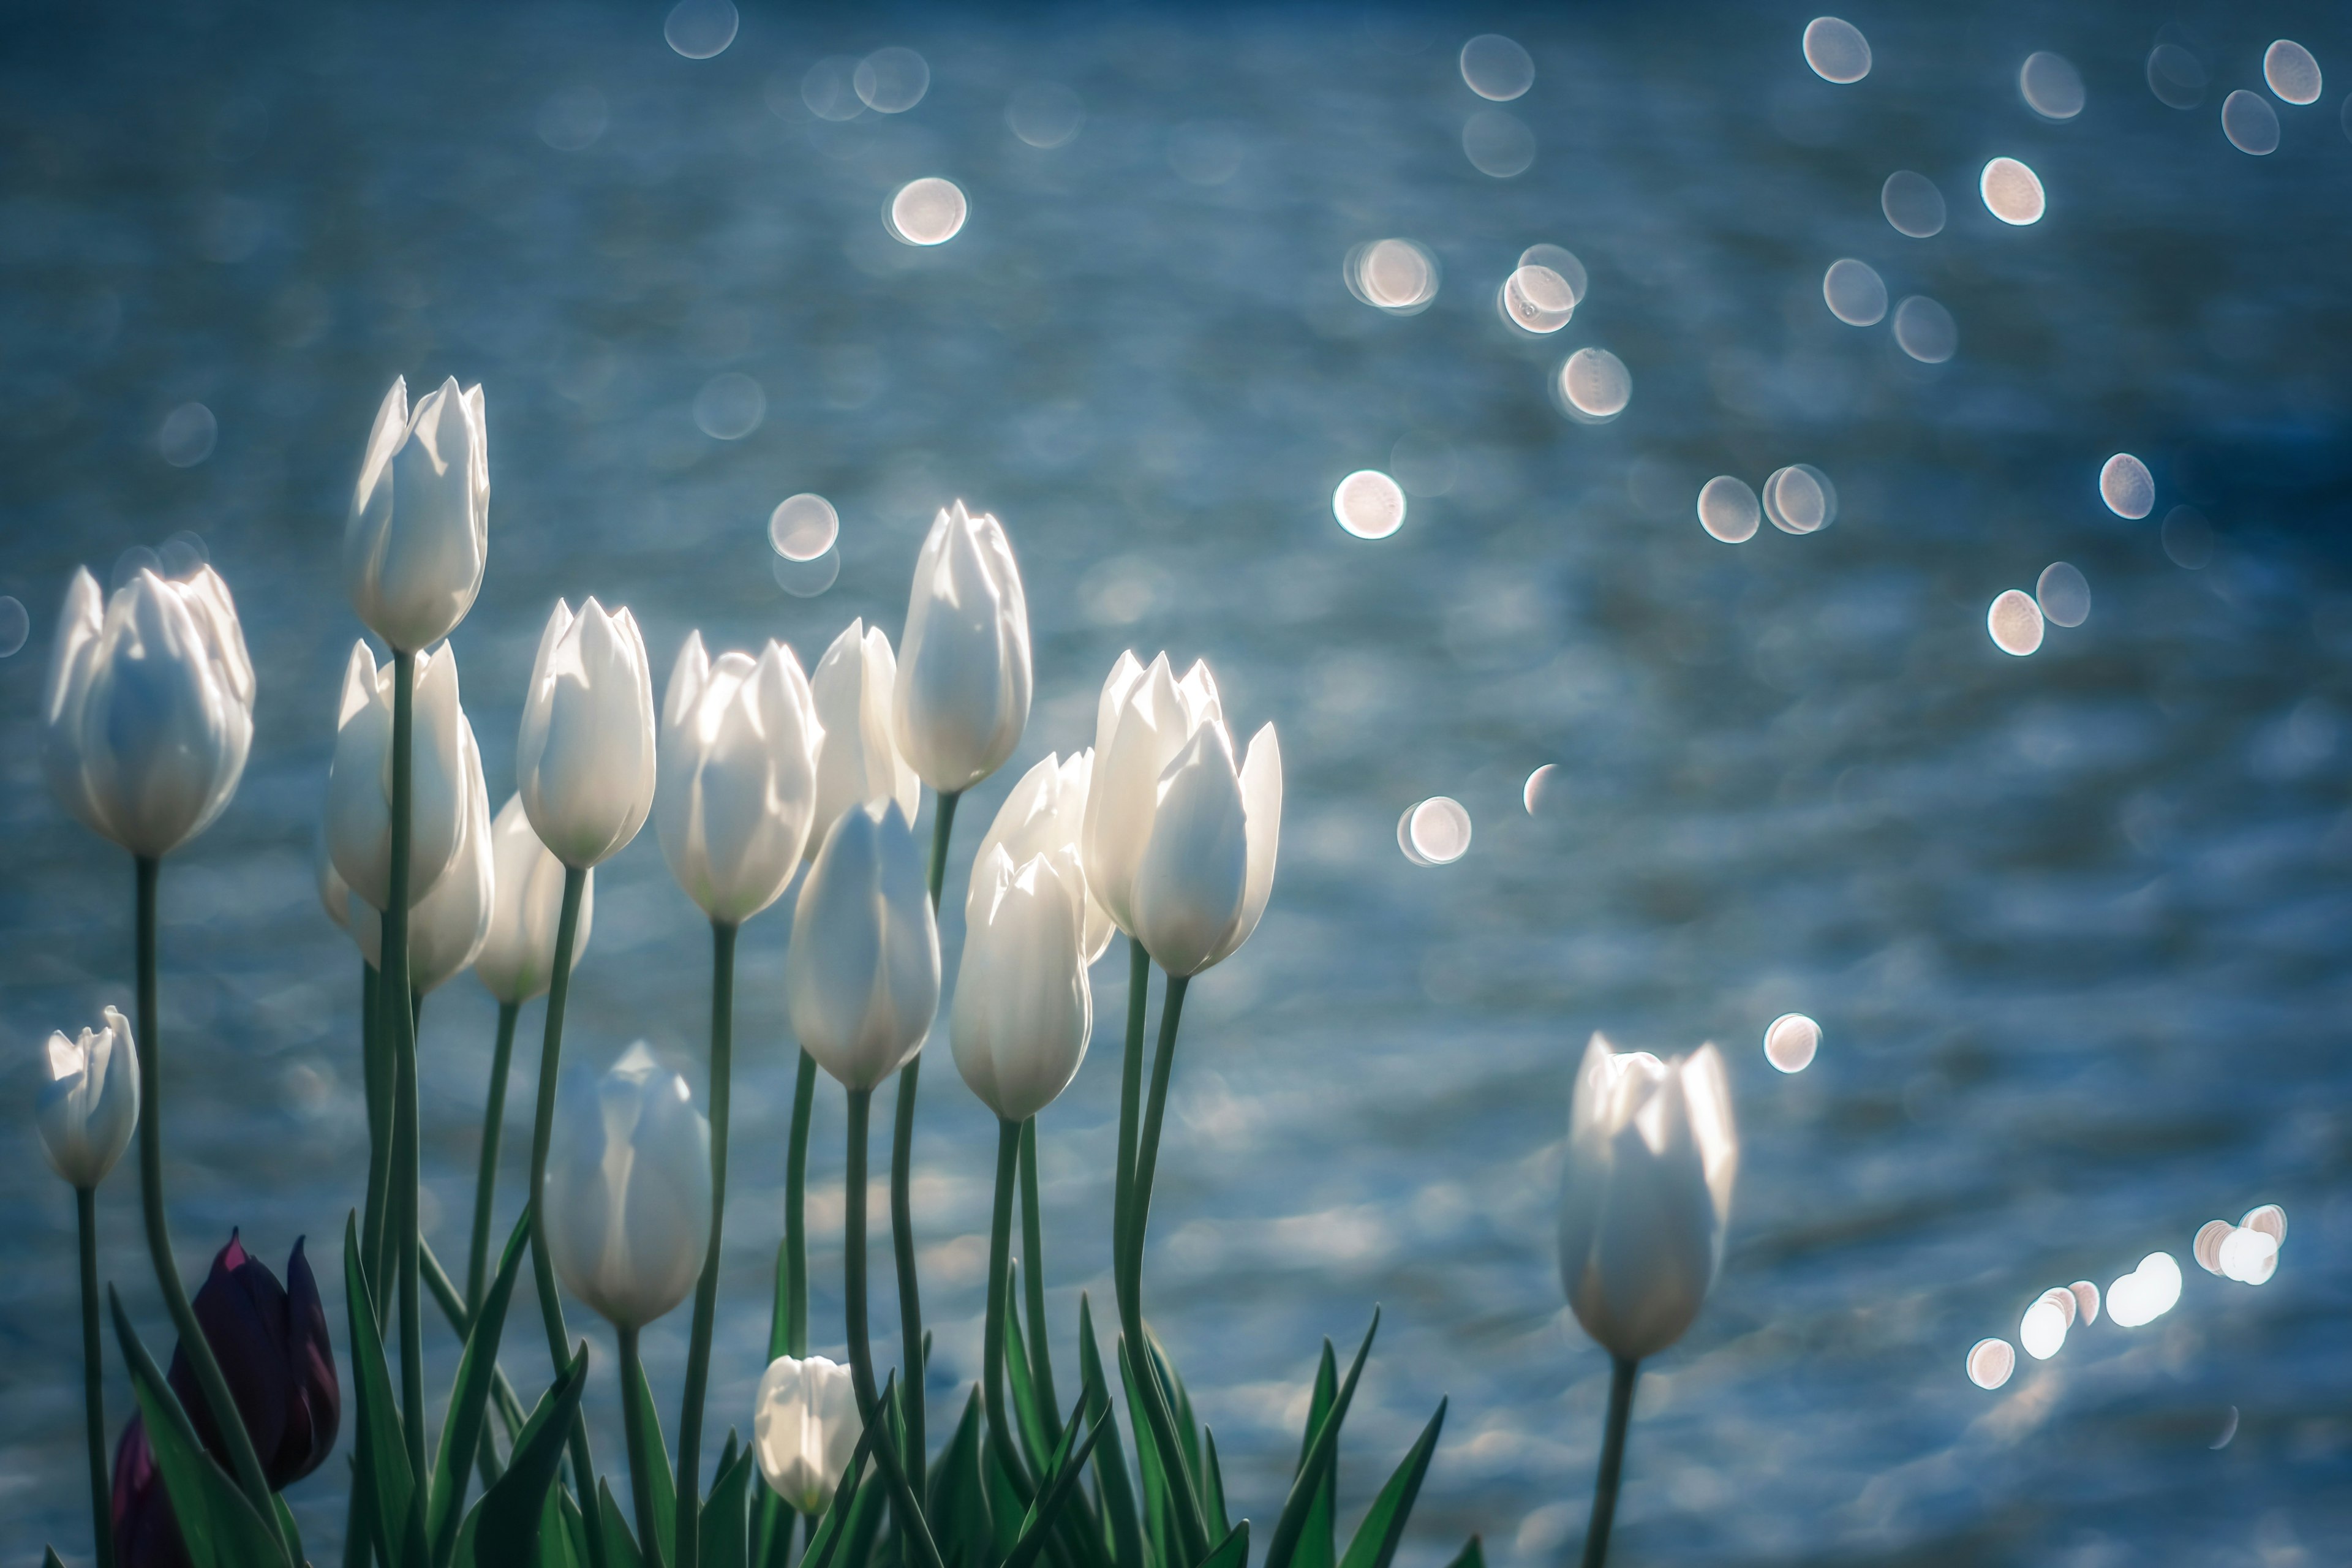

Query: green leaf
[[1116, 1340, 1172, 1568], [928, 1390, 992, 1568], [1262, 1311, 1380, 1568], [431, 1209, 533, 1567], [748, 1490, 786, 1568], [343, 1214, 417, 1568], [1440, 1537, 1484, 1568], [1002, 1263, 1056, 1476], [800, 1371, 892, 1568], [47, 1546, 70, 1568], [703, 1433, 756, 1568], [1200, 1521, 1251, 1568], [1145, 1332, 1202, 1489], [1077, 1296, 1143, 1568], [624, 1348, 679, 1568], [1336, 1402, 1446, 1568], [999, 1401, 1110, 1568], [1200, 1429, 1231, 1544], [1292, 1345, 1339, 1568], [274, 1491, 309, 1568], [600, 1479, 649, 1568], [982, 1439, 1027, 1564], [467, 1346, 591, 1568], [554, 1485, 594, 1568]]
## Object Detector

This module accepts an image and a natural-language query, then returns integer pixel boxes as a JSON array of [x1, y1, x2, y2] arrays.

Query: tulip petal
[[1130, 723, 1249, 976]]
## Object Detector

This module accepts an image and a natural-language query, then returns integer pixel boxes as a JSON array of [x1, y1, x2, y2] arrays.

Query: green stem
[[619, 1326, 660, 1559], [131, 856, 288, 1553], [1127, 974, 1188, 1278], [844, 1090, 949, 1568], [1578, 1357, 1640, 1568], [1017, 1118, 1063, 1444], [676, 920, 737, 1568], [1111, 941, 1148, 1297], [769, 1050, 818, 1361], [360, 959, 391, 1320], [386, 646, 426, 1491], [466, 1001, 521, 1316], [77, 1185, 116, 1568], [984, 1118, 1032, 1497], [924, 789, 960, 907]]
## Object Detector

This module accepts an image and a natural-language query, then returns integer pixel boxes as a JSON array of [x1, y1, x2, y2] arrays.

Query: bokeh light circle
[[769, 494, 840, 562], [1764, 1013, 1820, 1073], [1348, 239, 1441, 313], [1697, 476, 1762, 543], [1979, 158, 2046, 225], [1501, 265, 1576, 333], [694, 373, 765, 440], [1332, 470, 1407, 540], [2222, 90, 2280, 155], [1009, 83, 1084, 148], [855, 48, 930, 113], [1803, 18, 1871, 84], [2264, 40, 2322, 106], [1517, 245, 1588, 304], [773, 548, 840, 598], [1400, 797, 1473, 865], [1559, 348, 1631, 421], [1460, 34, 1535, 101], [1967, 1338, 2016, 1390], [1988, 590, 2045, 656], [2035, 562, 2090, 627], [159, 402, 217, 467], [1893, 296, 1958, 363], [2021, 52, 2086, 119], [888, 178, 968, 245], [1822, 258, 1888, 325], [0, 596, 26, 658], [1523, 764, 1559, 816], [2099, 453, 2154, 519], [1880, 172, 1946, 238], [664, 0, 738, 60]]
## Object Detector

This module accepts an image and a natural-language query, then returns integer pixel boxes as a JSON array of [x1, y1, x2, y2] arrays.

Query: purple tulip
[[110, 1417, 194, 1568], [164, 1232, 341, 1490]]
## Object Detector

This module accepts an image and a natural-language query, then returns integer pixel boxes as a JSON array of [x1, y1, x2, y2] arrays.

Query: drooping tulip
[[346, 720, 495, 992], [37, 1005, 140, 1189], [892, 500, 1031, 794], [345, 375, 489, 654], [753, 1354, 863, 1513], [323, 639, 469, 911], [111, 1417, 192, 1568], [657, 631, 823, 925], [543, 1044, 712, 1329], [44, 565, 255, 859], [968, 750, 1112, 964], [164, 1232, 341, 1490], [1556, 1036, 1739, 1362], [952, 848, 1092, 1123], [1083, 652, 1281, 976], [809, 619, 919, 852], [475, 794, 596, 1005], [516, 597, 657, 869], [785, 801, 940, 1092]]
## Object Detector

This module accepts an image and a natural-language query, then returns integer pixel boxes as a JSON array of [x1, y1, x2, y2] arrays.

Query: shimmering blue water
[[4, 5, 2350, 1564]]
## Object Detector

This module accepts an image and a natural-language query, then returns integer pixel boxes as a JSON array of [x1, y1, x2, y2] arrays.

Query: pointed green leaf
[[1200, 1429, 1231, 1544], [1117, 1340, 1172, 1568], [1077, 1296, 1143, 1568], [45, 1550, 69, 1568], [703, 1433, 757, 1568], [1200, 1521, 1251, 1568], [1145, 1332, 1202, 1488], [1293, 1345, 1339, 1568], [110, 1285, 289, 1568], [1336, 1402, 1446, 1568], [344, 1213, 417, 1568], [273, 1492, 308, 1568], [1003, 1262, 1057, 1476], [1000, 1403, 1110, 1568], [1262, 1311, 1379, 1568], [469, 1346, 592, 1567], [431, 1209, 533, 1567], [927, 1390, 990, 1568], [556, 1485, 594, 1568], [1441, 1537, 1484, 1568], [623, 1348, 679, 1567], [600, 1479, 649, 1568], [748, 1490, 786, 1568]]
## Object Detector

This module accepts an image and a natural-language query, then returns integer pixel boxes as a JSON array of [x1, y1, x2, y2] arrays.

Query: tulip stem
[[676, 919, 737, 1568], [618, 1325, 660, 1558], [1017, 1118, 1063, 1442], [130, 855, 288, 1553], [984, 1118, 1032, 1496], [1578, 1356, 1640, 1568], [75, 1185, 116, 1568], [526, 864, 610, 1568], [464, 1000, 521, 1316], [769, 1050, 818, 1360], [360, 961, 393, 1323], [386, 646, 428, 1490]]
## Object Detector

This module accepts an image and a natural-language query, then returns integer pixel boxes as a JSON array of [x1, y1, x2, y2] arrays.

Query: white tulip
[[952, 848, 1092, 1123], [892, 500, 1031, 793], [347, 720, 495, 992], [475, 794, 596, 1006], [785, 801, 940, 1091], [43, 565, 254, 859], [323, 639, 469, 911], [968, 750, 1112, 965], [543, 1043, 712, 1329], [1083, 652, 1281, 976], [657, 632, 823, 925], [516, 598, 657, 869], [37, 1006, 140, 1189], [753, 1354, 862, 1514], [346, 375, 489, 653], [1556, 1035, 1739, 1362], [809, 620, 919, 853]]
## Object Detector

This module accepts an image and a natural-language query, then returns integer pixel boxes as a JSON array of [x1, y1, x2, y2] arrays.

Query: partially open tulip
[[657, 631, 822, 924], [544, 1044, 712, 1329], [110, 1417, 190, 1568], [753, 1353, 862, 1513], [474, 794, 595, 1006], [809, 619, 918, 853], [786, 801, 940, 1091], [45, 565, 255, 859], [324, 639, 469, 911], [969, 750, 1112, 965], [1084, 652, 1281, 976], [1556, 1036, 1739, 1362], [165, 1232, 340, 1491], [892, 500, 1031, 793], [346, 375, 488, 654], [952, 848, 1092, 1122], [517, 597, 657, 869], [347, 720, 494, 992], [37, 1006, 140, 1189]]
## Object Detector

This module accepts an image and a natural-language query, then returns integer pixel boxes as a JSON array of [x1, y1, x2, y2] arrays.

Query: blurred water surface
[[3, 4, 2350, 1564]]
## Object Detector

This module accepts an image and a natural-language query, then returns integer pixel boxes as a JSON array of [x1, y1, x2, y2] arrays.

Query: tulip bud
[[324, 639, 470, 911], [111, 1417, 191, 1568], [753, 1353, 862, 1514], [544, 1044, 712, 1329], [1556, 1036, 1739, 1362], [475, 794, 596, 1005], [165, 1232, 341, 1490], [347, 719, 495, 992], [809, 619, 919, 854], [37, 1006, 140, 1189], [969, 750, 1112, 965], [892, 500, 1032, 793], [517, 597, 658, 869], [657, 631, 823, 924], [785, 801, 940, 1091], [346, 375, 489, 653], [952, 848, 1093, 1122], [1084, 652, 1281, 975], [45, 565, 255, 859]]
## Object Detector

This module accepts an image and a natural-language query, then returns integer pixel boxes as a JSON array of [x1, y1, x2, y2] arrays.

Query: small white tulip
[[516, 598, 658, 869], [809, 620, 919, 854], [543, 1043, 712, 1329], [785, 801, 940, 1091], [44, 565, 255, 859], [968, 750, 1113, 965], [474, 794, 596, 1006], [753, 1354, 862, 1514], [347, 720, 495, 992], [1556, 1035, 1739, 1362], [37, 1007, 140, 1189], [346, 375, 489, 653], [323, 640, 469, 911], [952, 848, 1093, 1123], [657, 632, 823, 925], [892, 500, 1032, 793]]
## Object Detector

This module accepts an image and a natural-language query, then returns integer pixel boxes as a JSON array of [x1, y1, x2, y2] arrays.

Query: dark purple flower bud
[[165, 1231, 341, 1490], [111, 1415, 194, 1568]]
